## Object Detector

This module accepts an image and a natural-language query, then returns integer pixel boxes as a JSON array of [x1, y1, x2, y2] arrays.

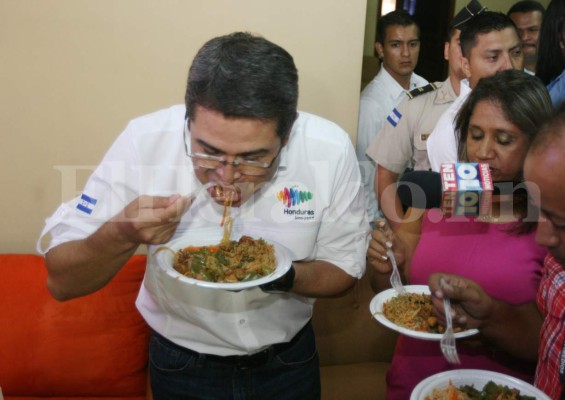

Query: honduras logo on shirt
[[76, 193, 97, 215], [386, 108, 402, 127], [277, 186, 313, 208], [275, 185, 315, 221]]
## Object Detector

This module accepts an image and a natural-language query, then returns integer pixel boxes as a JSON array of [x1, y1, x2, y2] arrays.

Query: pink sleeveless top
[[385, 209, 545, 400]]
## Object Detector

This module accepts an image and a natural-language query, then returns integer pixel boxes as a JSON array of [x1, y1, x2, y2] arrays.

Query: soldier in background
[[366, 0, 485, 225], [426, 11, 524, 172], [356, 10, 427, 223]]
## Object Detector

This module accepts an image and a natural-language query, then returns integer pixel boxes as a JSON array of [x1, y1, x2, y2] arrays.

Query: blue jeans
[[149, 322, 321, 400]]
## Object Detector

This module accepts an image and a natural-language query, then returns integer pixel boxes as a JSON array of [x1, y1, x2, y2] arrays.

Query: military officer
[[426, 11, 524, 172], [366, 0, 485, 225]]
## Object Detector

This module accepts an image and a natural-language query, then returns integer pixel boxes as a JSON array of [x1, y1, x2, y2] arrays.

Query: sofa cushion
[[320, 361, 389, 400], [313, 274, 397, 366], [0, 254, 150, 397], [313, 272, 397, 399]]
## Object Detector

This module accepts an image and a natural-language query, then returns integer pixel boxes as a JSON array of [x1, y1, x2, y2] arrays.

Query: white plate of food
[[154, 234, 293, 291], [410, 369, 550, 400], [369, 285, 479, 341]]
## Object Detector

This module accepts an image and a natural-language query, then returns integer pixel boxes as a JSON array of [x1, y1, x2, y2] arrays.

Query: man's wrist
[[260, 264, 295, 293]]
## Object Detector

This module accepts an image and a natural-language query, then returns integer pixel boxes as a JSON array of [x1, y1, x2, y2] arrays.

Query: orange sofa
[[0, 254, 151, 400], [0, 254, 395, 399]]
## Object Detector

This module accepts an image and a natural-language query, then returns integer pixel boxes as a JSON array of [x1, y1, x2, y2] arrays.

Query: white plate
[[369, 285, 479, 341], [154, 235, 292, 290], [410, 369, 550, 400]]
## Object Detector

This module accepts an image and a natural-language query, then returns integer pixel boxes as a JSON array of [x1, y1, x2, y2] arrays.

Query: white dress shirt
[[426, 79, 472, 172], [37, 105, 370, 356], [356, 67, 427, 221]]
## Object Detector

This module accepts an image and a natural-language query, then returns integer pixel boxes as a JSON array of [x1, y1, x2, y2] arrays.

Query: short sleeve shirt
[[356, 67, 428, 220], [535, 254, 565, 399], [366, 77, 457, 174], [37, 105, 371, 356], [426, 79, 471, 172], [548, 69, 565, 109]]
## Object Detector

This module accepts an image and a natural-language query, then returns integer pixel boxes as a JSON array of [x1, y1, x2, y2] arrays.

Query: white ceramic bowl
[[410, 369, 550, 400], [369, 285, 479, 341], [154, 235, 292, 291]]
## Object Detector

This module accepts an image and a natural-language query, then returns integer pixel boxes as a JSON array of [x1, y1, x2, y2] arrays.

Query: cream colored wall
[[0, 0, 367, 253]]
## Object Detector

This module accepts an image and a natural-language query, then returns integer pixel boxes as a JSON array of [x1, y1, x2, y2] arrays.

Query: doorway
[[376, 0, 456, 82]]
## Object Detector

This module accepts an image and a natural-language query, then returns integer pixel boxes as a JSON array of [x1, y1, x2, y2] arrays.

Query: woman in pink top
[[367, 70, 552, 400]]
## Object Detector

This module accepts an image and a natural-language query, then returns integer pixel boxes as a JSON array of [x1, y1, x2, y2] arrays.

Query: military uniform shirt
[[427, 79, 471, 172], [366, 77, 457, 174]]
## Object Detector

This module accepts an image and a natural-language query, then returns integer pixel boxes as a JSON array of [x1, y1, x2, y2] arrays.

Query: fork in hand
[[440, 295, 461, 364], [387, 248, 406, 295], [375, 219, 406, 295]]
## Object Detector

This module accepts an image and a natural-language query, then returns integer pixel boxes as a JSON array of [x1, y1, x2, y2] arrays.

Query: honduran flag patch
[[386, 108, 402, 127], [76, 193, 98, 215]]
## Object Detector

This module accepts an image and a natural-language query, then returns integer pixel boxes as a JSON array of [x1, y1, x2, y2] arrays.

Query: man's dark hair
[[376, 10, 419, 44], [529, 105, 565, 156], [507, 0, 545, 17], [535, 0, 565, 85], [185, 32, 298, 139], [446, 27, 459, 42], [460, 11, 519, 57]]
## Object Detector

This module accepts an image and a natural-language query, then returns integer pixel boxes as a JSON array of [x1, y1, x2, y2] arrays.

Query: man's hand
[[428, 272, 542, 360], [110, 194, 193, 246], [428, 273, 494, 329], [46, 194, 192, 300]]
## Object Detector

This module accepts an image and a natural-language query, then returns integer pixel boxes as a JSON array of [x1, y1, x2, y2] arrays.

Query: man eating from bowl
[[37, 32, 370, 399]]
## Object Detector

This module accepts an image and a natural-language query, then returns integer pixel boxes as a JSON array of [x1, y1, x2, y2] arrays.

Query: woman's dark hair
[[457, 69, 552, 162], [455, 69, 553, 232], [535, 0, 565, 85], [185, 32, 298, 139]]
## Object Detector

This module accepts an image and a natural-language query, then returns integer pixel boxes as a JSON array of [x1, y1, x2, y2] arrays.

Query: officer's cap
[[450, 0, 487, 29]]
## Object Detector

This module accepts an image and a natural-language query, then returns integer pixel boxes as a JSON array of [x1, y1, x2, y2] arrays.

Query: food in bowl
[[383, 292, 462, 334], [425, 380, 535, 400], [172, 235, 276, 283]]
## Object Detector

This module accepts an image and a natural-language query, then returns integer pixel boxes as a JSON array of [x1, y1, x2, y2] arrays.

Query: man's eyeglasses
[[183, 120, 282, 177]]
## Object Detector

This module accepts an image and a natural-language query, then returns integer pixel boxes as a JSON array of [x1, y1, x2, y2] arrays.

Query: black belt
[[152, 321, 310, 370]]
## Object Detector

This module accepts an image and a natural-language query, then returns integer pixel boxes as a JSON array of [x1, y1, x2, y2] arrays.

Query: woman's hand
[[367, 220, 407, 273]]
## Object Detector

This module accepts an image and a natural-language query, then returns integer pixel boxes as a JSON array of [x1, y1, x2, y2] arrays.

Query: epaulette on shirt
[[406, 82, 438, 99]]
